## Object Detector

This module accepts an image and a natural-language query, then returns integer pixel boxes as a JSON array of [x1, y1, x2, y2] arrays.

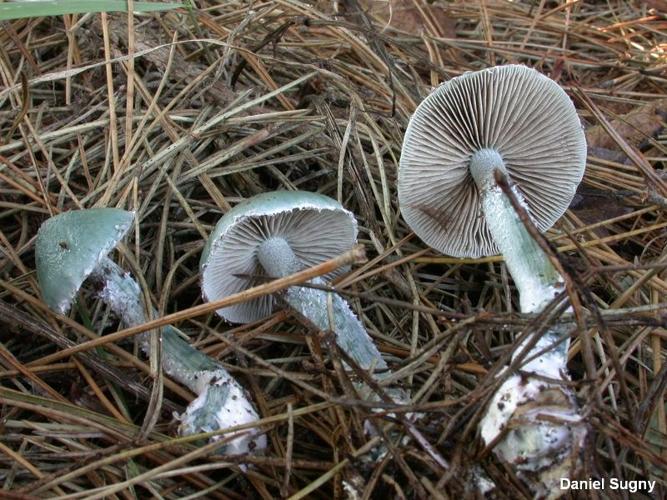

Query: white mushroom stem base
[[470, 149, 585, 496], [479, 330, 586, 498], [258, 237, 407, 403], [90, 258, 266, 454]]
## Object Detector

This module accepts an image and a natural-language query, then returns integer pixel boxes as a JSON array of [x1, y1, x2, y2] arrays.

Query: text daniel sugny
[[561, 478, 656, 493]]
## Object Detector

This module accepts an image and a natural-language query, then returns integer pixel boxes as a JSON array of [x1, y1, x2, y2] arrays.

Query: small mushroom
[[201, 191, 406, 402], [36, 208, 266, 454], [398, 65, 586, 497]]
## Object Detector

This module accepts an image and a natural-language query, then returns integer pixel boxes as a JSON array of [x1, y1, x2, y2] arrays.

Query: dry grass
[[0, 0, 666, 498]]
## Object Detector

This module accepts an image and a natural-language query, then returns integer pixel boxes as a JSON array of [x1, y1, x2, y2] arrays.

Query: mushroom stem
[[470, 149, 563, 314], [286, 278, 389, 373], [257, 237, 301, 278], [470, 151, 571, 371], [471, 150, 585, 496], [89, 257, 265, 454], [257, 237, 399, 390]]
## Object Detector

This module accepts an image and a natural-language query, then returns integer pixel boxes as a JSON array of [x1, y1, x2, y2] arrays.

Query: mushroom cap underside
[[200, 191, 358, 324], [35, 208, 135, 314], [399, 64, 587, 258]]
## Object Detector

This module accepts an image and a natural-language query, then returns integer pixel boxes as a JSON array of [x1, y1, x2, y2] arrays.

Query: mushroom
[[200, 191, 406, 403], [35, 208, 266, 454], [398, 65, 587, 496]]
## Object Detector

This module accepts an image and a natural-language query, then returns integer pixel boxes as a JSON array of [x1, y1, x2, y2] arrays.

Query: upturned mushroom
[[398, 65, 587, 496], [200, 191, 406, 403], [35, 208, 265, 454]]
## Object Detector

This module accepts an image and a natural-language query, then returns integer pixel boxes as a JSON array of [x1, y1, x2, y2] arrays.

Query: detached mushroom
[[201, 191, 406, 402], [399, 65, 587, 496], [36, 208, 265, 454]]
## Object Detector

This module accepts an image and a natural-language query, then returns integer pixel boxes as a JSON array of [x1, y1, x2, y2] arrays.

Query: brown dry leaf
[[571, 188, 631, 237], [360, 0, 456, 38], [586, 98, 667, 151]]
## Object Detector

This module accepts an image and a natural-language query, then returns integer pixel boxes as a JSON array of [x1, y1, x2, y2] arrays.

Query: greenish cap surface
[[35, 208, 134, 313]]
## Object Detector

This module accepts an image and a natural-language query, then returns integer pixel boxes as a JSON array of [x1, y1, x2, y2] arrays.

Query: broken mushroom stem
[[35, 209, 265, 455], [92, 257, 265, 454]]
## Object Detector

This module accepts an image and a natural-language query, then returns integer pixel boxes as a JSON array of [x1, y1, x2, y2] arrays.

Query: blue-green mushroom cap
[[200, 191, 358, 324], [35, 208, 135, 314]]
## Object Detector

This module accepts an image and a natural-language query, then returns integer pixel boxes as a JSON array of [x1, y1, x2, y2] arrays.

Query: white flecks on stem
[[91, 258, 145, 328], [258, 238, 408, 401], [89, 257, 265, 454], [471, 149, 563, 314], [285, 279, 389, 374], [481, 185, 563, 313], [471, 149, 585, 498]]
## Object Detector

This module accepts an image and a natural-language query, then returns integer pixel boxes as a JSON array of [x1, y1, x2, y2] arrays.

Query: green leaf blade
[[0, 1, 183, 21]]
